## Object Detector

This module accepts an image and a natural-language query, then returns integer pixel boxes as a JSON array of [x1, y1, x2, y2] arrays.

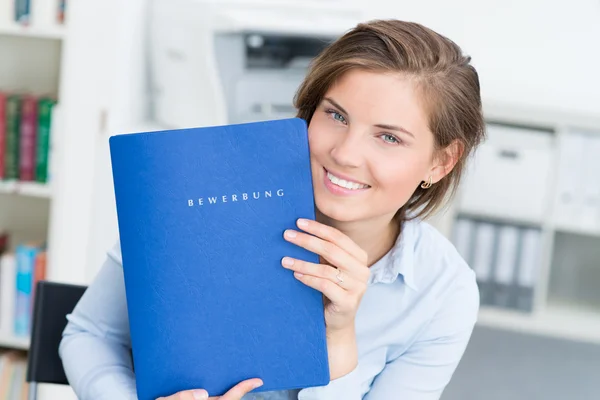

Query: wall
[[365, 0, 600, 118]]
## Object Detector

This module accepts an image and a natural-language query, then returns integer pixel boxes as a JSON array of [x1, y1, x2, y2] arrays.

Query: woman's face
[[308, 69, 438, 224]]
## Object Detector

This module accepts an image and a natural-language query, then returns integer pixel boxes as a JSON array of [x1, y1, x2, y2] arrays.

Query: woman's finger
[[157, 388, 209, 400], [281, 257, 359, 292], [219, 378, 263, 400], [292, 272, 347, 305], [296, 219, 368, 264], [284, 229, 368, 281]]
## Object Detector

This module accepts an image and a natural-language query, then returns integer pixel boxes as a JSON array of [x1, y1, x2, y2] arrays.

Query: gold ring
[[335, 269, 344, 284]]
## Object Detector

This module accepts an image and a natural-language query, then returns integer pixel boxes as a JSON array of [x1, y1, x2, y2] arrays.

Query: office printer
[[148, 0, 364, 128]]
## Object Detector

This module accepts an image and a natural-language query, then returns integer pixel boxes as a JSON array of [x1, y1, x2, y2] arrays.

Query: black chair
[[26, 280, 87, 400]]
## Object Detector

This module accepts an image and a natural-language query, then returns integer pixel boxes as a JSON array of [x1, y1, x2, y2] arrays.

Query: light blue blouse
[[59, 219, 479, 399]]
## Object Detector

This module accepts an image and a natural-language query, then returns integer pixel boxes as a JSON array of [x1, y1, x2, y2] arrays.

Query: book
[[14, 0, 31, 25], [0, 92, 6, 180], [0, 254, 16, 337], [46, 102, 61, 184], [57, 0, 67, 24], [5, 95, 21, 181], [35, 98, 56, 183], [14, 244, 39, 336], [109, 118, 329, 400], [29, 249, 47, 316], [0, 232, 8, 255], [19, 95, 37, 182], [0, 351, 29, 399]]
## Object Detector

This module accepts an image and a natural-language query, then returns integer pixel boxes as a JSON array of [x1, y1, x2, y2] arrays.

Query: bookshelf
[[1, 0, 123, 398], [0, 332, 29, 350], [477, 302, 600, 345], [0, 23, 65, 39], [554, 223, 600, 240], [441, 100, 600, 345], [0, 181, 52, 198], [1, 0, 61, 371]]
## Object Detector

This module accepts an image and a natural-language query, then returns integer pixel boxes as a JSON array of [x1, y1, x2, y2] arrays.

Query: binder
[[110, 118, 330, 399], [492, 225, 519, 309], [452, 218, 475, 265], [516, 228, 542, 312], [471, 222, 496, 305]]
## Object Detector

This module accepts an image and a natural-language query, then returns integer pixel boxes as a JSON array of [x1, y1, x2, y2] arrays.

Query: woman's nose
[[330, 133, 364, 168]]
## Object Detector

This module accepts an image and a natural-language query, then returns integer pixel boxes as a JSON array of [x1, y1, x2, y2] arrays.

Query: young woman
[[59, 19, 485, 400]]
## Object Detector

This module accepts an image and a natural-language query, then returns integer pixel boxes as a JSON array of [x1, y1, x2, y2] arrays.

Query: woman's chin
[[314, 201, 361, 224]]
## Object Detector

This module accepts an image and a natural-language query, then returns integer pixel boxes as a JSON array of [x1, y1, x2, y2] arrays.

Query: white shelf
[[0, 333, 30, 351], [456, 209, 544, 228], [553, 222, 600, 239], [0, 23, 65, 40], [477, 303, 600, 345], [0, 181, 52, 198], [457, 209, 600, 238]]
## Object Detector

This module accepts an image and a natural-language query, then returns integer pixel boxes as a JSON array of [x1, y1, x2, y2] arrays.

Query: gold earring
[[421, 176, 433, 189]]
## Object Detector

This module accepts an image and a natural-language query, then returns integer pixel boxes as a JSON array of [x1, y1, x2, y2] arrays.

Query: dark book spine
[[5, 95, 21, 180], [35, 98, 55, 183], [0, 92, 6, 180], [19, 95, 38, 181], [0, 232, 8, 255]]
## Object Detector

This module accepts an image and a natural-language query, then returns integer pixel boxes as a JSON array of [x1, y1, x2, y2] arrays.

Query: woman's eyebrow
[[374, 123, 415, 138], [323, 97, 415, 138], [324, 97, 349, 115]]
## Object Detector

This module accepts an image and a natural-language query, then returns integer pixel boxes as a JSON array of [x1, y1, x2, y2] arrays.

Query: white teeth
[[327, 171, 369, 190]]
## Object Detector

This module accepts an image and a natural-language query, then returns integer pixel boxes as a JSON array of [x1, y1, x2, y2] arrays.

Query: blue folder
[[109, 118, 329, 400]]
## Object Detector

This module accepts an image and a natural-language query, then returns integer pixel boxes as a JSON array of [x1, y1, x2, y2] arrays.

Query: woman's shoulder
[[395, 219, 479, 346]]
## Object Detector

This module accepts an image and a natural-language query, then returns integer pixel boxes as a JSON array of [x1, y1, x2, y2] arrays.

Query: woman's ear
[[429, 140, 464, 183]]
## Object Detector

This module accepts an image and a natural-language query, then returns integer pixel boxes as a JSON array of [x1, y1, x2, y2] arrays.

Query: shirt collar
[[367, 220, 418, 291]]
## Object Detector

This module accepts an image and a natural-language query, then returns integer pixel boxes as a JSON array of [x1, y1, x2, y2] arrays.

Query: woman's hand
[[282, 218, 369, 379], [157, 378, 263, 400]]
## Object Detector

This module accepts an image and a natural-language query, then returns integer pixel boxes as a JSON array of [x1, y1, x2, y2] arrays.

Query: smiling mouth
[[325, 169, 371, 190]]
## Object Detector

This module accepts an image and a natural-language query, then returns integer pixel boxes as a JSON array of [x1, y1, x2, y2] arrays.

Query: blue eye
[[326, 109, 347, 124], [381, 134, 400, 144]]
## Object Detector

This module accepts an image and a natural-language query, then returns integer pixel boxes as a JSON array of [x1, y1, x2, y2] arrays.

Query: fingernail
[[282, 257, 294, 267], [284, 230, 297, 239], [294, 272, 304, 278], [192, 389, 209, 400], [253, 380, 264, 389], [297, 218, 309, 227]]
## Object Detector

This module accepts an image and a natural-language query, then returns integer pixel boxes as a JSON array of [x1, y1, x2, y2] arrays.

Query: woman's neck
[[315, 210, 401, 267]]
